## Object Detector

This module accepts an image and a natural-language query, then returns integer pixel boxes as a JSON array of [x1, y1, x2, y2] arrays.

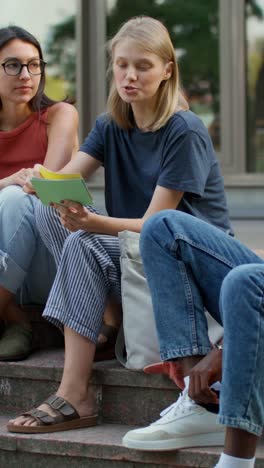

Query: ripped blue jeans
[[0, 185, 56, 304]]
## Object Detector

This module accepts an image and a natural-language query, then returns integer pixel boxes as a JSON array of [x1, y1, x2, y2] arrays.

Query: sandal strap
[[44, 394, 80, 419], [21, 408, 61, 425], [21, 395, 80, 426]]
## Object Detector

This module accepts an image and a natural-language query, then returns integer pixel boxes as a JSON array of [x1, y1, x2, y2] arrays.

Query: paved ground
[[232, 219, 264, 250]]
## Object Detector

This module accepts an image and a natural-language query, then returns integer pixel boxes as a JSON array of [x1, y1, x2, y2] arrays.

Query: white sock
[[215, 452, 255, 468]]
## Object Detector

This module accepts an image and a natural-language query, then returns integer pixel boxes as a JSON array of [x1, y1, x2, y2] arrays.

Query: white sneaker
[[122, 388, 225, 451]]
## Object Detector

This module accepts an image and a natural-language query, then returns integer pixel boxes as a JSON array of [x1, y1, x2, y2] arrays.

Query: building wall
[[81, 0, 264, 218], [1, 0, 263, 217]]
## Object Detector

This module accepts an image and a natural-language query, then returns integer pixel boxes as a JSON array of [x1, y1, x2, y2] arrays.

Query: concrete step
[[0, 349, 179, 427], [1, 320, 263, 467], [1, 416, 264, 467], [1, 354, 264, 467], [0, 415, 228, 468]]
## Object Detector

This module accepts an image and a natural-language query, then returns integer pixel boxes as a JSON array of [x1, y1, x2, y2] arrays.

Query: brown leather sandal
[[7, 394, 98, 434], [94, 324, 118, 361]]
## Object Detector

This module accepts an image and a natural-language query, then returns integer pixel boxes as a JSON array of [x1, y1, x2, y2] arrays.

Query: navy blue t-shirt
[[80, 111, 232, 233]]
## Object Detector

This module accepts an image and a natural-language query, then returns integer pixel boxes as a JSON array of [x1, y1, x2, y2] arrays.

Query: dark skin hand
[[188, 348, 222, 404]]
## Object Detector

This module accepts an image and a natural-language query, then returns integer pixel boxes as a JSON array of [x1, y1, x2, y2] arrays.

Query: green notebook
[[31, 177, 93, 206]]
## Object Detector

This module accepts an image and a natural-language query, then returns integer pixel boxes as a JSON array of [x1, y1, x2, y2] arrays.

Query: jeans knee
[[222, 264, 261, 297], [140, 210, 193, 255], [140, 211, 169, 258], [0, 185, 34, 216], [141, 212, 163, 241], [220, 264, 264, 323]]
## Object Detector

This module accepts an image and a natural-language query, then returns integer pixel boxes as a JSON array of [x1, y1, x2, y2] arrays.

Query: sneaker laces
[[154, 388, 198, 424]]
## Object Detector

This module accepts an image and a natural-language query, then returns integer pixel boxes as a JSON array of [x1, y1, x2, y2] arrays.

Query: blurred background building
[[1, 0, 264, 218]]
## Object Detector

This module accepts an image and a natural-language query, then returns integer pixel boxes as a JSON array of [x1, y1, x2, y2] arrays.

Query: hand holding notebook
[[31, 165, 93, 206]]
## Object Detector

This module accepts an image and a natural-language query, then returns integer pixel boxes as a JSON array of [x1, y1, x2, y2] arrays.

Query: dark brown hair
[[0, 26, 62, 111]]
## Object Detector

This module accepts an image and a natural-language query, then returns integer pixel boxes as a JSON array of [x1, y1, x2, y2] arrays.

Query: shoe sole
[[7, 415, 98, 434], [123, 431, 225, 451]]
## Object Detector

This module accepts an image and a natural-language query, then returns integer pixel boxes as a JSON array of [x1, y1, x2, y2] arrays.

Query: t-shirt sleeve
[[79, 117, 105, 163], [157, 129, 213, 197]]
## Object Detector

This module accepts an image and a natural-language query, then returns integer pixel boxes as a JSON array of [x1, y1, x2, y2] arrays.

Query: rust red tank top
[[0, 108, 48, 178]]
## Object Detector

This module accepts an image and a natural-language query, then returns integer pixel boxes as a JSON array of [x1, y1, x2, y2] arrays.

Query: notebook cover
[[31, 177, 93, 206]]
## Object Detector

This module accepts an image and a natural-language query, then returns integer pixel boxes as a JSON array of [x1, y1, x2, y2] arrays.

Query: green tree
[[45, 0, 262, 101], [45, 15, 75, 97], [107, 0, 220, 119], [107, 0, 263, 115], [107, 0, 219, 93]]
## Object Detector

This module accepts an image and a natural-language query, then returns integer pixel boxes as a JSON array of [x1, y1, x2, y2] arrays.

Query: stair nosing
[[0, 350, 176, 389]]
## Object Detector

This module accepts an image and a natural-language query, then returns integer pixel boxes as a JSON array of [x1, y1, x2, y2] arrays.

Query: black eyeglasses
[[1, 58, 46, 76]]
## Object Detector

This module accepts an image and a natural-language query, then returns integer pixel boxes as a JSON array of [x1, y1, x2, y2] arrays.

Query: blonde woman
[[8, 16, 232, 433]]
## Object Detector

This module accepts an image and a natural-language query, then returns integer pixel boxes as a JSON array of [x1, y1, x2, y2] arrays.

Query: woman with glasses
[[0, 26, 78, 360]]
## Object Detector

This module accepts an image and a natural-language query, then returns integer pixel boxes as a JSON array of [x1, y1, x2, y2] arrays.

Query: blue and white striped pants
[[36, 205, 121, 343]]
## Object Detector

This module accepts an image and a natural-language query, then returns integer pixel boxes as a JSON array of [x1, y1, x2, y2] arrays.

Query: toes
[[24, 419, 37, 427], [8, 400, 59, 429], [9, 415, 36, 427], [9, 416, 26, 425]]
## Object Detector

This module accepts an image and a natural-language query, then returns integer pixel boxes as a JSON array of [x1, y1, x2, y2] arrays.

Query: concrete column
[[220, 0, 246, 174], [76, 0, 107, 142], [76, 0, 106, 197]]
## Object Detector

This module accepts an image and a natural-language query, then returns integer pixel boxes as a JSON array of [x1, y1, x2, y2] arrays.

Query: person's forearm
[[86, 213, 143, 236], [0, 179, 8, 190], [58, 152, 101, 180], [0, 176, 18, 190], [44, 102, 79, 171]]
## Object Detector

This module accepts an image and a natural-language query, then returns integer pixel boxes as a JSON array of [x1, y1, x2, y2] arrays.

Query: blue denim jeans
[[140, 210, 264, 436], [0, 186, 56, 304]]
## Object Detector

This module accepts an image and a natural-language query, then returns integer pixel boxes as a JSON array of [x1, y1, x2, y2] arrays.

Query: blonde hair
[[107, 16, 189, 131]]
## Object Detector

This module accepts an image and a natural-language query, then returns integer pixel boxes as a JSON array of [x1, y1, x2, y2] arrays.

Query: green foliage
[[45, 75, 68, 101], [44, 0, 263, 103], [246, 0, 263, 18], [45, 15, 76, 97], [107, 0, 219, 109], [107, 0, 263, 112]]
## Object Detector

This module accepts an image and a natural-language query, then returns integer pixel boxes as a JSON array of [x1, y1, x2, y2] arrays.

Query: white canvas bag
[[116, 230, 223, 370]]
